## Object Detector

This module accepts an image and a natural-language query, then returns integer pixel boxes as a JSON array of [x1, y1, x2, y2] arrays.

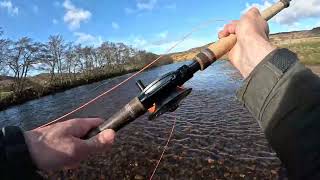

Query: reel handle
[[194, 0, 291, 70], [83, 97, 146, 139]]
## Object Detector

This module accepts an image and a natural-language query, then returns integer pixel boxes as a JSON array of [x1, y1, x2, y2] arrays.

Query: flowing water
[[0, 61, 285, 179]]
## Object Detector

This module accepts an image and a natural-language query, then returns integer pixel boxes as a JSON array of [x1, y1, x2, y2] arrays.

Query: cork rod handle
[[196, 0, 290, 70]]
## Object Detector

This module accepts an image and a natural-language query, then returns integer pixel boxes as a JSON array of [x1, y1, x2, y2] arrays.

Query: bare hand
[[218, 8, 277, 78], [24, 118, 115, 171]]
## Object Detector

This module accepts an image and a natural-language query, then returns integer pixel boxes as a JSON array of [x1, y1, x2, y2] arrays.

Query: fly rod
[[84, 0, 291, 139]]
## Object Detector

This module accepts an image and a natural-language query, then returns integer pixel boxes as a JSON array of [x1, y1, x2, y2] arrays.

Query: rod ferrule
[[194, 48, 216, 70], [280, 0, 290, 8]]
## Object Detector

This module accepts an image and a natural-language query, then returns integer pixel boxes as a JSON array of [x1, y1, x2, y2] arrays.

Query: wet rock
[[246, 165, 256, 171], [224, 173, 230, 177], [207, 158, 215, 164], [134, 174, 144, 180], [271, 169, 277, 175]]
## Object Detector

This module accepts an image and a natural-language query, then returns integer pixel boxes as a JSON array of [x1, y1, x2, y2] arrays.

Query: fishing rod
[[84, 0, 291, 139]]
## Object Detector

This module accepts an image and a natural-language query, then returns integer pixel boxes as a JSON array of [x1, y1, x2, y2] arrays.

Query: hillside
[[167, 27, 320, 65]]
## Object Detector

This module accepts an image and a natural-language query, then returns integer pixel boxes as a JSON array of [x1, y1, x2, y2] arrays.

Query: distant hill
[[166, 27, 320, 64], [0, 75, 14, 81]]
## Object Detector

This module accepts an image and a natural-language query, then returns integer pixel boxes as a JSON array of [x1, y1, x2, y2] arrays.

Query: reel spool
[[136, 72, 192, 121]]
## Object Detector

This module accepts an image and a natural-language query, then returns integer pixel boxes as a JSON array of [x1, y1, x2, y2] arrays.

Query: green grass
[[0, 91, 13, 100], [281, 41, 320, 65]]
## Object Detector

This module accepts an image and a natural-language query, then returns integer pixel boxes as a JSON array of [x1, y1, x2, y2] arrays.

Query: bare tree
[[97, 42, 116, 68], [6, 37, 41, 94], [65, 44, 80, 81], [82, 46, 96, 71], [42, 35, 66, 82], [0, 30, 10, 75]]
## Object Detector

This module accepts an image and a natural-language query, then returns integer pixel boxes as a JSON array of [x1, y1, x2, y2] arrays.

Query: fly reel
[[136, 72, 192, 120]]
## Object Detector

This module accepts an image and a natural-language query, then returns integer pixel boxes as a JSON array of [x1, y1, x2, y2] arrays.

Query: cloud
[[243, 0, 320, 25], [53, 1, 60, 7], [125, 0, 158, 14], [74, 32, 103, 46], [32, 62, 46, 70], [122, 32, 209, 54], [151, 31, 170, 45], [125, 0, 176, 15], [137, 0, 157, 11], [112, 22, 120, 30], [132, 36, 148, 47], [63, 0, 92, 30], [157, 31, 168, 39], [52, 19, 59, 25], [124, 8, 135, 14], [148, 38, 208, 54], [0, 0, 19, 16], [32, 5, 39, 13]]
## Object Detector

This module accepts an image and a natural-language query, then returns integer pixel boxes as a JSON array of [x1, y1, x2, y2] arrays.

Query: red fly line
[[38, 18, 226, 128], [36, 18, 228, 179]]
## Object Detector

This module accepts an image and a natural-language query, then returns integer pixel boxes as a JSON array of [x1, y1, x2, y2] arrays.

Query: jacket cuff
[[236, 48, 298, 131], [0, 126, 42, 179]]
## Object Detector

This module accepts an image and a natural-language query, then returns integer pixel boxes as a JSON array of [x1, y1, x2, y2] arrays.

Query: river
[[0, 61, 285, 179]]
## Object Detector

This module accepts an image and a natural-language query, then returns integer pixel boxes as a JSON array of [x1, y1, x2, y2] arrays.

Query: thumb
[[85, 129, 116, 152]]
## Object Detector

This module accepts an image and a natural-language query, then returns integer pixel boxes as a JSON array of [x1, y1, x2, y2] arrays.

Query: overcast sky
[[0, 0, 319, 54]]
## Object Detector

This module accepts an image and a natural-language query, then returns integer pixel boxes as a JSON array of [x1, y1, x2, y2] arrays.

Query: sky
[[0, 0, 319, 54]]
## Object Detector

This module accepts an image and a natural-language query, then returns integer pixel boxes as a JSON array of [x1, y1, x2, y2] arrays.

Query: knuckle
[[67, 143, 79, 157], [225, 24, 232, 30], [246, 7, 259, 17], [223, 24, 228, 30], [250, 7, 259, 13], [64, 119, 77, 126], [231, 20, 238, 25]]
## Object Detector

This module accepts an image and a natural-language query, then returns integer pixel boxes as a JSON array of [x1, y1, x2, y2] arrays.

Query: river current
[[0, 61, 285, 179]]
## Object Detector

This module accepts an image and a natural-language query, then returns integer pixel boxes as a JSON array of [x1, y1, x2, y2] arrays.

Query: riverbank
[[0, 56, 173, 111], [1, 61, 320, 111], [0, 67, 134, 111], [1, 27, 319, 111], [167, 27, 320, 64]]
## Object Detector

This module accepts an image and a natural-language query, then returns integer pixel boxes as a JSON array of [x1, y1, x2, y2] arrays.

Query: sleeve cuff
[[1, 126, 42, 179], [236, 48, 298, 130]]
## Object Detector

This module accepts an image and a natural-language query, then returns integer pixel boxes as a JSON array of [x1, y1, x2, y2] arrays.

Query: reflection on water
[[0, 61, 284, 179]]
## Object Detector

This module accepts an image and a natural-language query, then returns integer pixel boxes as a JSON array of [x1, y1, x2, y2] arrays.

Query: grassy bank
[[279, 40, 320, 65], [168, 27, 320, 64], [0, 58, 172, 111], [0, 67, 133, 111]]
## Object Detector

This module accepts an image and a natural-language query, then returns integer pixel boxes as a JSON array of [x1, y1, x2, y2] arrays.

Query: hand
[[24, 118, 115, 171], [218, 8, 277, 78]]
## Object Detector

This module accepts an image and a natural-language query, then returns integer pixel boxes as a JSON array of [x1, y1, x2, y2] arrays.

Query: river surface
[[0, 61, 285, 179]]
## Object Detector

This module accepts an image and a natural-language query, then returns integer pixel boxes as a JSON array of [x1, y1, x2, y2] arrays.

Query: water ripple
[[0, 61, 285, 179]]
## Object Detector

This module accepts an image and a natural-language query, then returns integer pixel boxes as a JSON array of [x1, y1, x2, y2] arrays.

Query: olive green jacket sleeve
[[236, 48, 320, 180]]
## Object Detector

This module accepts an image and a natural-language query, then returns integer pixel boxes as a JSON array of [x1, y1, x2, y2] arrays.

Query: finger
[[247, 7, 261, 17], [227, 20, 239, 34], [84, 129, 115, 152], [218, 29, 229, 39], [218, 21, 239, 39], [218, 24, 231, 38], [66, 118, 104, 137]]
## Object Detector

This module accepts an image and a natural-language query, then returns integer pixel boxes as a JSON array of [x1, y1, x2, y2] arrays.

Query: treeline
[[0, 29, 173, 109]]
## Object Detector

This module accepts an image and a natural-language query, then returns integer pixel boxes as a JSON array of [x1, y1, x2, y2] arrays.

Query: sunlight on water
[[0, 61, 285, 179]]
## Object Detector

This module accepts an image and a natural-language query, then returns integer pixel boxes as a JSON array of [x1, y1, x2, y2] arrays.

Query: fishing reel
[[136, 72, 192, 120], [85, 64, 197, 138]]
